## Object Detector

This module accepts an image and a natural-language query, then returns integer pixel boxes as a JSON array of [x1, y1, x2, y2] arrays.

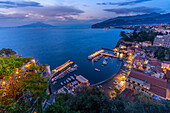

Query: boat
[[52, 81, 57, 85], [74, 74, 77, 77], [58, 71, 68, 78], [70, 76, 75, 80], [94, 56, 100, 62], [105, 56, 109, 60], [64, 81, 66, 84], [68, 78, 72, 81], [54, 76, 58, 80], [95, 68, 100, 72], [73, 64, 78, 68], [102, 60, 108, 65], [68, 64, 78, 72], [51, 78, 55, 82], [94, 55, 103, 62], [101, 65, 104, 67], [66, 80, 69, 83], [99, 54, 103, 58], [60, 82, 63, 85]]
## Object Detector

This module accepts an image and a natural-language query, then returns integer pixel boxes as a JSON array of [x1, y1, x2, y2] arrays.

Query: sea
[[0, 27, 130, 89]]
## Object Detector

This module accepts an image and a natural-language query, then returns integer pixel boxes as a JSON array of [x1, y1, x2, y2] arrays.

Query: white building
[[153, 35, 170, 48]]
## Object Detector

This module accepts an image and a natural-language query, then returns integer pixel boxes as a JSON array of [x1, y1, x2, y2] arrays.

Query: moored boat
[[66, 80, 69, 83], [52, 81, 57, 85], [70, 76, 75, 80], [102, 60, 108, 65], [68, 78, 72, 81], [60, 82, 63, 85], [95, 68, 100, 72], [105, 56, 109, 60]]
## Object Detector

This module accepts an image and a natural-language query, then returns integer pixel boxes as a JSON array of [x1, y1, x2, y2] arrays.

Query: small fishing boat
[[66, 80, 69, 83], [64, 81, 66, 84], [74, 74, 77, 77], [105, 56, 109, 60], [95, 68, 100, 72], [70, 76, 75, 80], [52, 81, 57, 85], [60, 82, 63, 85], [68, 78, 72, 81], [102, 60, 108, 65]]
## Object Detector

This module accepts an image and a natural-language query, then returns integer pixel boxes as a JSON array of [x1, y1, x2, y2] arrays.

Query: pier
[[102, 48, 114, 52], [87, 49, 104, 60], [49, 60, 74, 80], [53, 60, 74, 73], [100, 53, 117, 58]]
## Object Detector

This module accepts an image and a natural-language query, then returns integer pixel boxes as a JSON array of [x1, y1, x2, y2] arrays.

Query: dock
[[100, 53, 117, 58], [49, 60, 74, 80], [87, 50, 104, 60], [53, 60, 74, 73], [102, 48, 114, 52]]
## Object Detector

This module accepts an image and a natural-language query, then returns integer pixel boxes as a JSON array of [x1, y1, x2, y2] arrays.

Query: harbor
[[49, 48, 123, 95], [49, 60, 90, 94]]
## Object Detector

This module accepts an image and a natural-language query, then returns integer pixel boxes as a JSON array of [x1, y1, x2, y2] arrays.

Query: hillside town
[[0, 24, 170, 112], [116, 36, 170, 100]]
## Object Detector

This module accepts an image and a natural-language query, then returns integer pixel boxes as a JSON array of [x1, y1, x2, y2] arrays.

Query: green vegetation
[[0, 56, 32, 79], [0, 48, 16, 56], [0, 48, 48, 112], [120, 30, 157, 43], [154, 47, 170, 61], [45, 87, 170, 113]]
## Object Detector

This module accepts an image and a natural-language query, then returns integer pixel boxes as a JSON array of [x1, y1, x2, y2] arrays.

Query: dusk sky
[[0, 0, 169, 27]]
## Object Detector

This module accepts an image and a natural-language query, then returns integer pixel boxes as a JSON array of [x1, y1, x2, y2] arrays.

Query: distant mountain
[[17, 22, 55, 28], [92, 13, 170, 28]]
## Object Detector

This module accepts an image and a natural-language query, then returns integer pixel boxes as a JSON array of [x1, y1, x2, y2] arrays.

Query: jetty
[[102, 48, 114, 52], [100, 53, 117, 58], [49, 60, 74, 80], [87, 50, 104, 60], [52, 60, 74, 73]]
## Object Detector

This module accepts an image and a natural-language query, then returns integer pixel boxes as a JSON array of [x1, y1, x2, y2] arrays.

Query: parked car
[[108, 87, 112, 89], [113, 80, 118, 85]]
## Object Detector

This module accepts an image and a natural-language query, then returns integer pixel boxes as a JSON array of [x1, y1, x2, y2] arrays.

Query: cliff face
[[92, 13, 170, 28]]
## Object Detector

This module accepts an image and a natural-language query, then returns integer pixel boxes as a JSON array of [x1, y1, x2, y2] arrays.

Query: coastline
[[90, 60, 124, 87]]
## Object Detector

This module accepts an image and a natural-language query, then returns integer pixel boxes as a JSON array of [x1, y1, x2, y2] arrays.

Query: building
[[153, 35, 170, 48], [151, 67, 165, 79], [133, 55, 148, 70], [76, 75, 89, 85], [125, 70, 169, 100], [167, 70, 170, 83], [142, 41, 152, 47], [148, 58, 161, 68], [162, 61, 170, 70]]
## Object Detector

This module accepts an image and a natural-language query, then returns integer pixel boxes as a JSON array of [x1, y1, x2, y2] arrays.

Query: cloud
[[0, 1, 43, 8], [0, 13, 26, 19], [33, 6, 84, 17], [104, 7, 165, 14], [0, 5, 84, 25], [97, 0, 152, 6]]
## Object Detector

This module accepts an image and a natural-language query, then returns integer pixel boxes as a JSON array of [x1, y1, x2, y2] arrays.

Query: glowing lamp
[[2, 81, 6, 85]]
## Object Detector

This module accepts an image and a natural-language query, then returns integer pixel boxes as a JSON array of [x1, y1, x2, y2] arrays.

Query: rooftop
[[76, 75, 88, 83], [129, 70, 167, 98], [129, 70, 167, 88]]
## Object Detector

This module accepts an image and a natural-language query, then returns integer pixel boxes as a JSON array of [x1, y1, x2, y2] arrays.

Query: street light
[[2, 81, 6, 85]]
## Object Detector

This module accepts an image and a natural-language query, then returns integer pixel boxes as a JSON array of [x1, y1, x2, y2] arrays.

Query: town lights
[[2, 81, 6, 85], [31, 59, 36, 63]]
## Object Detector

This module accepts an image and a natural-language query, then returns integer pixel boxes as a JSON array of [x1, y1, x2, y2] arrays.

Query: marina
[[1, 28, 122, 86], [50, 48, 122, 94]]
